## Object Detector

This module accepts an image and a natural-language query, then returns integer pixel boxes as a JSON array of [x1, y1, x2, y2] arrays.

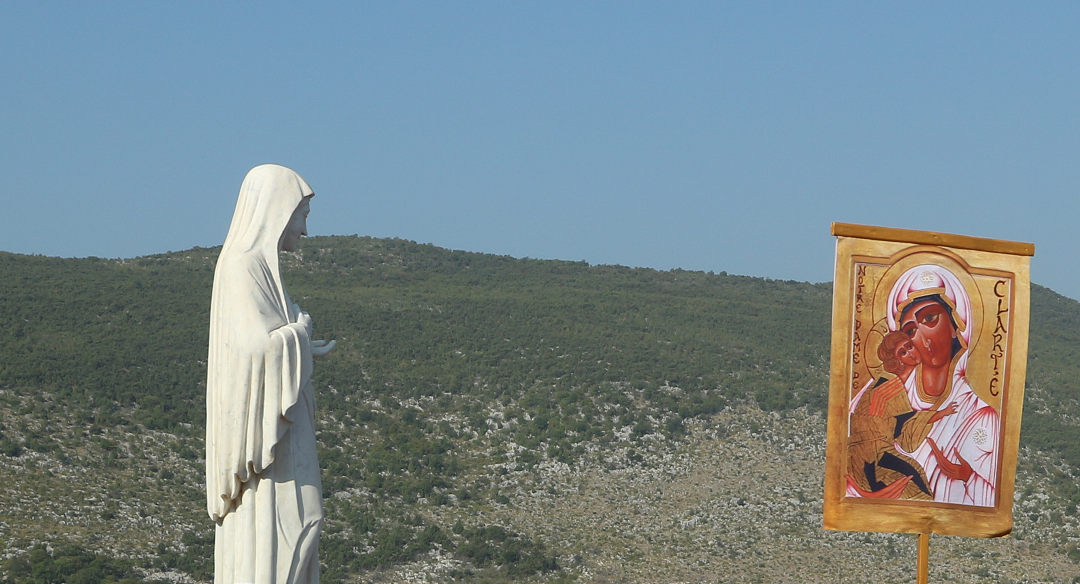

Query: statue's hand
[[927, 437, 974, 482], [312, 339, 336, 358], [297, 311, 314, 336]]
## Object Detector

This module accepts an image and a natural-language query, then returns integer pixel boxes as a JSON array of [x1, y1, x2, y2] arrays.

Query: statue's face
[[900, 299, 955, 369], [281, 198, 310, 252]]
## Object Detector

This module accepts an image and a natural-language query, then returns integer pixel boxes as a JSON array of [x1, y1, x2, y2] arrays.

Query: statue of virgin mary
[[206, 164, 335, 584]]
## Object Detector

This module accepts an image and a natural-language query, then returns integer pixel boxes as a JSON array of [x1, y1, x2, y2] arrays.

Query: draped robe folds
[[875, 264, 999, 507], [895, 370, 999, 507], [845, 377, 933, 500], [206, 165, 323, 584]]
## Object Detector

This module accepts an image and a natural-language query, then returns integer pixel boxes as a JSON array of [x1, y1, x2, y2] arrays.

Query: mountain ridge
[[1, 235, 1079, 583]]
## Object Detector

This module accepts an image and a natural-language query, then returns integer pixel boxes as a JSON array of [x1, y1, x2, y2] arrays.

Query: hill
[[1, 235, 1079, 583]]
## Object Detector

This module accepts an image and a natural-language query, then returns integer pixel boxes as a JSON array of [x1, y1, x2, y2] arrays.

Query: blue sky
[[3, 3, 1079, 298]]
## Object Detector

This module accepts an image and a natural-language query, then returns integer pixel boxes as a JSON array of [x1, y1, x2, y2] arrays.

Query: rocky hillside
[[1, 236, 1079, 583]]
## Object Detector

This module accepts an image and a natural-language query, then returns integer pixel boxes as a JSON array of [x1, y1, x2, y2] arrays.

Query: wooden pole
[[916, 533, 930, 584]]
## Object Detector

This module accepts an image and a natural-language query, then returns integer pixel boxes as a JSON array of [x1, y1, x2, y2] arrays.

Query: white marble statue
[[206, 164, 335, 584]]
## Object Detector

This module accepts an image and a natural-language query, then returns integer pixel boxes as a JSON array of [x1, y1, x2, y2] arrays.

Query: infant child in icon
[[867, 331, 920, 414], [846, 331, 956, 499]]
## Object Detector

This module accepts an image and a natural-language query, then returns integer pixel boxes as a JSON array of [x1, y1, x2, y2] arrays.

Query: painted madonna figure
[[888, 264, 999, 507], [206, 164, 335, 584]]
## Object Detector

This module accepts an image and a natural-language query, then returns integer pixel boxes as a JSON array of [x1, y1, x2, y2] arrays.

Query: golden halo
[[862, 318, 893, 383], [870, 248, 983, 354]]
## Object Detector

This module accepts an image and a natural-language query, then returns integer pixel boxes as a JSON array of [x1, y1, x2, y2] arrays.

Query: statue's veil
[[205, 164, 314, 521]]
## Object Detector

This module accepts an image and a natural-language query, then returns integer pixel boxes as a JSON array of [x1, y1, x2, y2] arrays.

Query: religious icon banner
[[823, 223, 1033, 538]]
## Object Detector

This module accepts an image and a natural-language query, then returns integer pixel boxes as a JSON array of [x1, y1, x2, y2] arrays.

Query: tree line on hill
[[1, 235, 1079, 581]]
